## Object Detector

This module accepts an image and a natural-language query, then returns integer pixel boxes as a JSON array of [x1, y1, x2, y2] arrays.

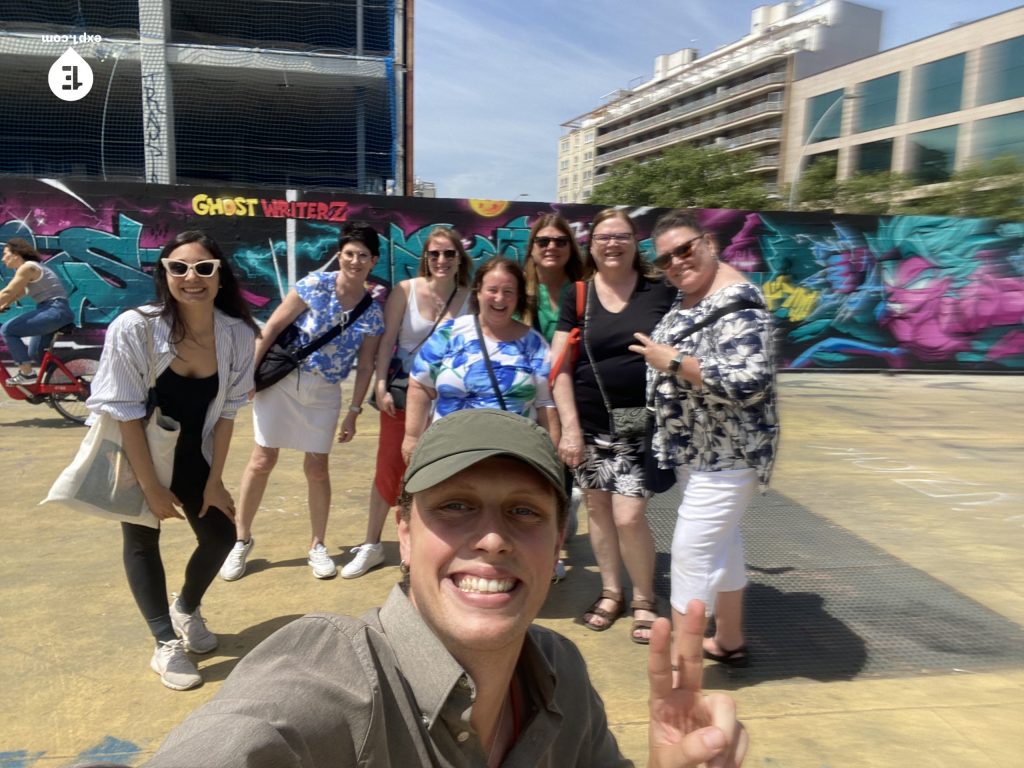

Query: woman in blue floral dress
[[401, 256, 554, 462], [631, 210, 779, 669], [219, 223, 385, 581]]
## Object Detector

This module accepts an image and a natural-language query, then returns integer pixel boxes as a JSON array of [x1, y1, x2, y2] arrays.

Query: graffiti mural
[[1, 179, 1022, 372]]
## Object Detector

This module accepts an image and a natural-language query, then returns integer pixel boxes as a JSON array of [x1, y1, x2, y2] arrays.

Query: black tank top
[[155, 367, 218, 498]]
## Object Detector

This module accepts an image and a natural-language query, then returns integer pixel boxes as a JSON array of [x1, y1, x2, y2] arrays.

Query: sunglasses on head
[[535, 235, 570, 248], [162, 258, 221, 277], [653, 235, 703, 269], [427, 249, 458, 261]]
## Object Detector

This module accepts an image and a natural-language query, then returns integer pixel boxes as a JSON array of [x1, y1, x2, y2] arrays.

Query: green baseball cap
[[403, 409, 566, 501]]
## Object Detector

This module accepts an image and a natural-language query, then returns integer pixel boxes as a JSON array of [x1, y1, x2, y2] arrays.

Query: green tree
[[927, 156, 1024, 221], [791, 155, 838, 211], [589, 144, 775, 209], [836, 171, 913, 215]]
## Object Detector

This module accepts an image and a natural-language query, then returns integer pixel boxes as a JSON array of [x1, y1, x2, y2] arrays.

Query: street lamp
[[787, 92, 858, 210]]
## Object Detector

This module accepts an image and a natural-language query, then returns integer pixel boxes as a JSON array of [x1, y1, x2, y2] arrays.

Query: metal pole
[[788, 92, 848, 210]]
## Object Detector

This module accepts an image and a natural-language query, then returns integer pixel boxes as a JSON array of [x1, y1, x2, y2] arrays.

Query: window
[[583, 170, 592, 180], [854, 139, 893, 173], [584, 150, 593, 161], [805, 90, 844, 143], [972, 111, 1024, 163], [585, 132, 594, 143], [560, 177, 568, 188], [561, 140, 569, 153], [907, 125, 958, 182], [560, 159, 569, 170], [911, 54, 964, 121], [856, 73, 899, 133], [977, 35, 1024, 106]]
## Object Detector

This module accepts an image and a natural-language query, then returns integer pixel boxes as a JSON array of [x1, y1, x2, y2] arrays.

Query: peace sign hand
[[647, 601, 748, 768]]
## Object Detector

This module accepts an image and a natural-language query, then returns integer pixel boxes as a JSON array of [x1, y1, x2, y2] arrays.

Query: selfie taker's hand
[[647, 602, 748, 768]]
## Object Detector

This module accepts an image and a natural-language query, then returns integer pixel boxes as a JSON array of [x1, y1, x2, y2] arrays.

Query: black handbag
[[254, 293, 372, 392], [369, 285, 457, 411]]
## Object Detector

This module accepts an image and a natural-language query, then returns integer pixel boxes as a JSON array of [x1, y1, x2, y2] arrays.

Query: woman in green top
[[524, 213, 585, 344], [523, 213, 585, 580]]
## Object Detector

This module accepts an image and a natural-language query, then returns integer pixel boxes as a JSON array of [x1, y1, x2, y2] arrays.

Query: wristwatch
[[348, 405, 363, 414], [667, 352, 684, 376]]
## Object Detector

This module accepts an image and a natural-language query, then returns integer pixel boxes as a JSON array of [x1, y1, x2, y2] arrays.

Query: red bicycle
[[0, 324, 101, 424]]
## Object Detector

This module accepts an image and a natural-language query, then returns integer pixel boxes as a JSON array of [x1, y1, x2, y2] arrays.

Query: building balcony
[[596, 71, 786, 145], [596, 102, 783, 165]]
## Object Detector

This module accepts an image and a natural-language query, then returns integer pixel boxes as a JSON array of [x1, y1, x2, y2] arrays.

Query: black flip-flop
[[703, 642, 749, 667]]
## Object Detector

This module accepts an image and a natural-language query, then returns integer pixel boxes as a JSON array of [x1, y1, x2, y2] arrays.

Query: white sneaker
[[307, 543, 337, 579], [150, 639, 202, 691], [552, 559, 567, 584], [220, 538, 254, 581], [341, 542, 385, 579], [169, 594, 218, 654]]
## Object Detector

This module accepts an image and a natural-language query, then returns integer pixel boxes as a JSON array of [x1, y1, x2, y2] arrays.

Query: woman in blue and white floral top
[[219, 222, 384, 582], [401, 256, 554, 463], [631, 210, 778, 671]]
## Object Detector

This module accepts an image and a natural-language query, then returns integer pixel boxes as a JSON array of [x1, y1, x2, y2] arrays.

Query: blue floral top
[[294, 272, 385, 383], [648, 282, 779, 489], [410, 314, 553, 420]]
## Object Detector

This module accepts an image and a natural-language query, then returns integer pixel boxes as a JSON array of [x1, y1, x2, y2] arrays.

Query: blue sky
[[412, 0, 1022, 201]]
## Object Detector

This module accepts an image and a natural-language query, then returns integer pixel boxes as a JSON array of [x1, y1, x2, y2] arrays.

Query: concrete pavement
[[2, 373, 1022, 767]]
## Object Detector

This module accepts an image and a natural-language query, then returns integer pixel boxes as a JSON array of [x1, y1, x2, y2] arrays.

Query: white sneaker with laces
[[9, 371, 36, 386], [220, 538, 254, 581], [150, 639, 202, 691], [341, 542, 385, 579], [307, 543, 337, 579], [169, 594, 218, 654]]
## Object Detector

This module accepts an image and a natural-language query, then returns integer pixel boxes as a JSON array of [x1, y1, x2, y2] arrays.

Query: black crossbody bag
[[254, 293, 373, 392]]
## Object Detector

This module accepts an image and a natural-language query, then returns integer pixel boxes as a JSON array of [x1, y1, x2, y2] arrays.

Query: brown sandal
[[630, 598, 658, 645], [581, 589, 624, 632]]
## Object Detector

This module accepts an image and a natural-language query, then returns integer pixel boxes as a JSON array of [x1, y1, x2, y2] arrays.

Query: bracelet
[[667, 352, 684, 376], [348, 405, 363, 415]]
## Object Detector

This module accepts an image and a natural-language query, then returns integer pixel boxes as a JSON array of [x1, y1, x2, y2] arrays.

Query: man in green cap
[[139, 409, 746, 767]]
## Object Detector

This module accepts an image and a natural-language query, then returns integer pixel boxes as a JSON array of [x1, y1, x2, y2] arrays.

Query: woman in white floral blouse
[[630, 210, 779, 669]]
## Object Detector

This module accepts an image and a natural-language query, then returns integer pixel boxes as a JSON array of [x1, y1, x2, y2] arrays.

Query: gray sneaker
[[150, 639, 202, 691], [341, 542, 385, 579], [169, 595, 218, 654], [220, 538, 254, 581], [307, 543, 337, 579]]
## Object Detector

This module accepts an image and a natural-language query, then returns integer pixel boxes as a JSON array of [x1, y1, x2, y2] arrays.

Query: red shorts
[[373, 408, 407, 506]]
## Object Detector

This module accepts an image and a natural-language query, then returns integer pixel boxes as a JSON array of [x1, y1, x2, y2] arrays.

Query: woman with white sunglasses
[[86, 230, 259, 690]]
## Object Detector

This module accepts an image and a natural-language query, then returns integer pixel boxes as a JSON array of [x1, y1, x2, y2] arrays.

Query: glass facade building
[[910, 54, 965, 121], [976, 35, 1024, 106], [907, 126, 959, 182], [855, 139, 894, 173], [973, 112, 1024, 163], [856, 73, 899, 133], [806, 89, 845, 143]]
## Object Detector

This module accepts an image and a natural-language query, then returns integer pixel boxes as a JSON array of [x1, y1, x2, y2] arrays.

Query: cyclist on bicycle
[[1, 237, 74, 384]]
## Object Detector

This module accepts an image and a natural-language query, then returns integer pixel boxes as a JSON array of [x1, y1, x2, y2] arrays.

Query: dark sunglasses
[[161, 258, 220, 277], [427, 249, 458, 261], [535, 235, 570, 248], [653, 235, 703, 269]]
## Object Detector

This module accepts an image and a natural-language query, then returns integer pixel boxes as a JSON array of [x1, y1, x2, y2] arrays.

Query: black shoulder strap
[[676, 298, 764, 341], [474, 313, 508, 411], [297, 291, 374, 358]]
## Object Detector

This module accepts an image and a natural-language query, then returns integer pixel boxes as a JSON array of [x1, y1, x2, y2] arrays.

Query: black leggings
[[121, 498, 235, 644]]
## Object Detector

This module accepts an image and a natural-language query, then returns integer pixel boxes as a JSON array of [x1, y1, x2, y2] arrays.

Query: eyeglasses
[[653, 235, 704, 269], [592, 233, 634, 244], [162, 258, 220, 278], [427, 249, 458, 261], [535, 236, 570, 248]]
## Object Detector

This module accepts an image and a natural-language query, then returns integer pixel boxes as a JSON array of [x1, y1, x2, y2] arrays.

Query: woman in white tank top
[[340, 227, 472, 578]]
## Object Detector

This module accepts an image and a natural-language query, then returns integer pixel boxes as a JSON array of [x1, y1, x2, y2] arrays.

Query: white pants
[[670, 466, 758, 615]]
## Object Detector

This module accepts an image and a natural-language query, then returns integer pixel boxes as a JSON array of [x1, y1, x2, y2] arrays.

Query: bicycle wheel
[[44, 349, 101, 425]]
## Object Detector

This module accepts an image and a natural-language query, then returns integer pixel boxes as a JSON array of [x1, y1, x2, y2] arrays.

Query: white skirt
[[253, 369, 340, 454]]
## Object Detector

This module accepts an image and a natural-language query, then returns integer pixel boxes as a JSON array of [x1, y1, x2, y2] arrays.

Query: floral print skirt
[[575, 431, 652, 498]]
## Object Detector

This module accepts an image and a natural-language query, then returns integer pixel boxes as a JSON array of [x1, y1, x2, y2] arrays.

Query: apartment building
[[782, 6, 1024, 188], [557, 0, 882, 203], [0, 0, 412, 193]]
